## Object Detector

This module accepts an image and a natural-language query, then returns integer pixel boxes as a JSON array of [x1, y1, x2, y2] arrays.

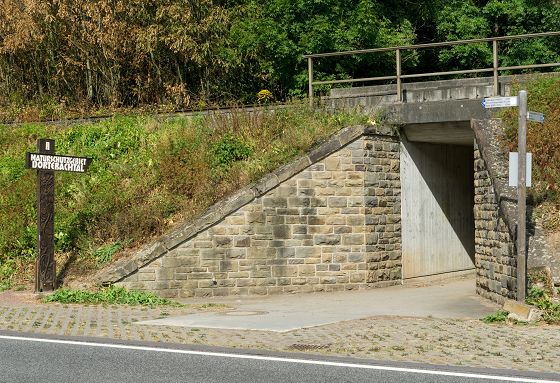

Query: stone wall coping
[[97, 124, 397, 284]]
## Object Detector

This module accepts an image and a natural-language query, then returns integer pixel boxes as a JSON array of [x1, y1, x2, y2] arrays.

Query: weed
[[44, 285, 183, 307], [526, 285, 560, 324], [93, 242, 122, 266], [211, 133, 253, 169], [481, 310, 509, 323]]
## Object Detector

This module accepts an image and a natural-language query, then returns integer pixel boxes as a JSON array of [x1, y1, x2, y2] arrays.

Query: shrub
[[211, 133, 253, 169]]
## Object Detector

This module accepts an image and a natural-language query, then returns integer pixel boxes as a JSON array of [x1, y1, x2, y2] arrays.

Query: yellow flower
[[257, 89, 273, 103]]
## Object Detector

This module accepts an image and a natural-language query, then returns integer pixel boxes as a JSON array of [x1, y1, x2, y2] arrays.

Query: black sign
[[26, 153, 92, 173]]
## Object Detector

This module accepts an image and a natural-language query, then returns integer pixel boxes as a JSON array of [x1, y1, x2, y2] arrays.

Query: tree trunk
[[86, 56, 93, 101]]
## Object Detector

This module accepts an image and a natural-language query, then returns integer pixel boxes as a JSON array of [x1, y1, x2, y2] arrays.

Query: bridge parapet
[[306, 31, 560, 105], [324, 74, 559, 147]]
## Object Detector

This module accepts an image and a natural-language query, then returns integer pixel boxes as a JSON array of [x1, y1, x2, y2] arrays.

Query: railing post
[[493, 39, 499, 96], [396, 49, 402, 102], [308, 57, 314, 107]]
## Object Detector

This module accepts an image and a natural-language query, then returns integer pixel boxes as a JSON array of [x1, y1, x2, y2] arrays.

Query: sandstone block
[[314, 235, 341, 245], [328, 197, 348, 208], [272, 266, 298, 277], [272, 225, 291, 239], [343, 234, 364, 245], [298, 264, 316, 276], [263, 197, 287, 208], [237, 279, 256, 287], [248, 248, 276, 259]]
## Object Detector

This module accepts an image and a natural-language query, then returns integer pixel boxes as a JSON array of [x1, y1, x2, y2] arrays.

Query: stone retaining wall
[[100, 125, 402, 298], [472, 119, 529, 303], [99, 119, 543, 301], [473, 131, 517, 303]]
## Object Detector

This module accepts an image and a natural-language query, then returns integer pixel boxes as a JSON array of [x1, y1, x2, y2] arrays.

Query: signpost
[[527, 111, 545, 123], [482, 91, 544, 302], [26, 139, 91, 292], [481, 96, 518, 108], [508, 153, 532, 187]]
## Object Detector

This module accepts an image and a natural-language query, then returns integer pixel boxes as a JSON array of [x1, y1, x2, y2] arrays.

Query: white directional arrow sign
[[527, 111, 545, 123], [481, 96, 518, 108]]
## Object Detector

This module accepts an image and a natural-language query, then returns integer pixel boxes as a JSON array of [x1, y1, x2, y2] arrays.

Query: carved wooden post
[[36, 138, 56, 292], [27, 139, 92, 292]]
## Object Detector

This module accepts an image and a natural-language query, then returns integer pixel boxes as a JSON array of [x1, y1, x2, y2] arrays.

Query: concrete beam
[[403, 122, 474, 146], [387, 99, 490, 125]]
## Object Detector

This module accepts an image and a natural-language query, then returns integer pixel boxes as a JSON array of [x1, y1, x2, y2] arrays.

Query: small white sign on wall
[[509, 152, 532, 187]]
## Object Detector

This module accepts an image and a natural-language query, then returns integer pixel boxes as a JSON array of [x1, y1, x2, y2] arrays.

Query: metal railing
[[304, 31, 560, 105]]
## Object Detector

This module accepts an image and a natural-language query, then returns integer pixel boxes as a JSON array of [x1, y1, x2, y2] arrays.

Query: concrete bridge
[[325, 75, 515, 146], [98, 33, 560, 304]]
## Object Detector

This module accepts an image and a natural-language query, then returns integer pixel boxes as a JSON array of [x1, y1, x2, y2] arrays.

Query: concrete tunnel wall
[[401, 138, 475, 280]]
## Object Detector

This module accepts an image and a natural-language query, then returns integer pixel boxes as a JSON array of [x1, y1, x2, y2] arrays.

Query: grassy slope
[[500, 76, 560, 230], [0, 104, 367, 290]]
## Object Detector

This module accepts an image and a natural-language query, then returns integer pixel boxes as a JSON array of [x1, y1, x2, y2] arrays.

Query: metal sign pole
[[517, 90, 528, 302], [35, 138, 56, 292], [482, 92, 543, 302]]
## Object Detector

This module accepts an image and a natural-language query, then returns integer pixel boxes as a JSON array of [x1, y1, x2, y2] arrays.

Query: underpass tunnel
[[400, 122, 476, 281]]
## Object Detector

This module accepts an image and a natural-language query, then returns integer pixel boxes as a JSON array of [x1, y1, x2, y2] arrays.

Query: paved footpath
[[0, 290, 559, 374]]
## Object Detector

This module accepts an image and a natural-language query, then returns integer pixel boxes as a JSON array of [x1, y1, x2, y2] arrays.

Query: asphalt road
[[0, 332, 558, 383]]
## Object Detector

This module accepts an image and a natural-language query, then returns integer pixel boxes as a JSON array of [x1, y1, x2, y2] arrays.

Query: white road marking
[[0, 334, 558, 383]]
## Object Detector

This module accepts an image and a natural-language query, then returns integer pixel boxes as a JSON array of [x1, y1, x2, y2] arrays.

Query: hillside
[[501, 77, 560, 230], [0, 105, 367, 290]]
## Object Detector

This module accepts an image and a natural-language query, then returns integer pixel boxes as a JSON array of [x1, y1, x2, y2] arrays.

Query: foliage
[[526, 285, 560, 324], [481, 310, 509, 323], [0, 104, 367, 287], [44, 285, 182, 306], [227, 0, 417, 99], [94, 242, 123, 267], [435, 0, 560, 73], [211, 134, 253, 170], [0, 0, 557, 115]]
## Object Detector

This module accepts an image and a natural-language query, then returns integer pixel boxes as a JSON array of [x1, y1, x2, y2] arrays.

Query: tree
[[227, 0, 416, 99]]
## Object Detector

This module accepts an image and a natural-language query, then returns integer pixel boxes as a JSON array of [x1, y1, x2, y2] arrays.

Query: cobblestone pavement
[[1, 291, 559, 374]]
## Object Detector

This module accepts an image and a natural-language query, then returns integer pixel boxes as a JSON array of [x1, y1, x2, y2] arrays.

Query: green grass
[[480, 310, 509, 323], [44, 285, 182, 307], [93, 242, 123, 267], [0, 103, 367, 288]]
